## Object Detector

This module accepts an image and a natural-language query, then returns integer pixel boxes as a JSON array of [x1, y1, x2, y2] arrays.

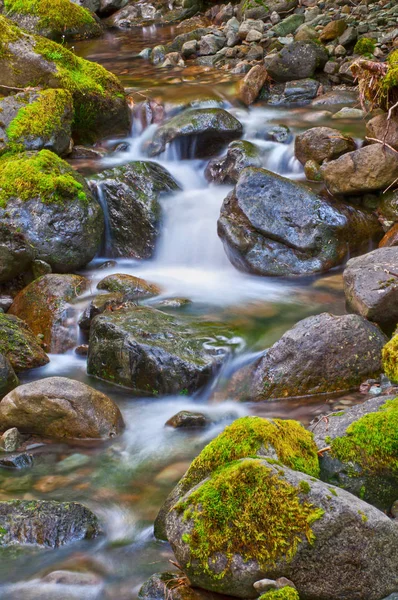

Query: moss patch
[[0, 150, 87, 207], [177, 459, 324, 579], [0, 13, 21, 58], [182, 416, 320, 491], [353, 37, 376, 57], [331, 397, 398, 475], [5, 89, 72, 153], [4, 0, 97, 35], [259, 589, 300, 600], [383, 334, 398, 383], [0, 313, 49, 371]]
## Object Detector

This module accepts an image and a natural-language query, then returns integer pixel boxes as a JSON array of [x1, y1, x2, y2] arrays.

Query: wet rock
[[377, 190, 398, 224], [0, 314, 49, 372], [242, 0, 297, 19], [380, 224, 398, 248], [253, 578, 296, 593], [228, 313, 387, 401], [295, 127, 356, 166], [277, 78, 320, 105], [321, 144, 398, 195], [0, 452, 33, 469], [238, 65, 268, 106], [217, 167, 382, 276], [147, 108, 243, 158], [138, 572, 231, 600], [366, 112, 398, 152], [78, 293, 131, 332], [32, 259, 52, 279], [181, 39, 198, 58], [319, 19, 347, 42], [106, 0, 202, 28], [314, 396, 398, 511], [0, 16, 129, 143], [205, 141, 262, 184], [343, 248, 398, 332], [332, 107, 364, 120], [92, 161, 179, 259], [155, 415, 320, 540], [166, 458, 398, 600], [198, 33, 225, 55], [271, 14, 304, 37], [0, 355, 18, 399], [8, 274, 89, 353], [0, 89, 73, 157], [311, 89, 358, 107], [0, 151, 104, 273], [97, 273, 162, 298], [304, 159, 322, 181], [87, 306, 243, 395], [0, 428, 22, 452], [98, 0, 128, 17], [265, 41, 328, 83], [0, 500, 101, 547], [165, 411, 210, 428], [0, 222, 36, 284], [0, 377, 124, 439]]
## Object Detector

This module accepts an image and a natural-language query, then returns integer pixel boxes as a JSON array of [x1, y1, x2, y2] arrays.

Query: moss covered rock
[[314, 396, 398, 511], [0, 354, 18, 399], [154, 416, 320, 540], [91, 161, 179, 259], [259, 590, 299, 600], [0, 89, 73, 156], [97, 273, 162, 298], [0, 150, 103, 273], [166, 458, 398, 600], [0, 16, 128, 143], [383, 334, 398, 382], [0, 313, 49, 372], [1, 0, 102, 40], [8, 274, 89, 353], [0, 376, 124, 439], [148, 108, 243, 158], [87, 305, 243, 394], [0, 500, 100, 547]]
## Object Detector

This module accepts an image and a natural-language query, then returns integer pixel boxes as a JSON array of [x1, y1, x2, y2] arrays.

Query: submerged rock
[[92, 161, 179, 259], [87, 306, 243, 395], [0, 500, 100, 547], [155, 415, 320, 540], [0, 314, 49, 372], [0, 151, 104, 273], [217, 167, 382, 276], [147, 108, 243, 158], [166, 458, 398, 600], [226, 313, 387, 401], [314, 396, 398, 511], [9, 274, 89, 353], [0, 377, 124, 439], [165, 411, 210, 428], [343, 247, 398, 332]]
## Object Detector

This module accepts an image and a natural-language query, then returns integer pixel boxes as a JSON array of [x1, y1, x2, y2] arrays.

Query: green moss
[[331, 397, 398, 475], [299, 480, 310, 494], [5, 89, 72, 153], [259, 589, 300, 600], [353, 37, 376, 57], [182, 416, 320, 492], [382, 334, 398, 383], [0, 14, 21, 58], [0, 150, 87, 207], [4, 0, 96, 34], [177, 459, 324, 579]]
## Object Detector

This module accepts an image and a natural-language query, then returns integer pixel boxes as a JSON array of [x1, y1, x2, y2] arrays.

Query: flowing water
[[0, 24, 371, 600]]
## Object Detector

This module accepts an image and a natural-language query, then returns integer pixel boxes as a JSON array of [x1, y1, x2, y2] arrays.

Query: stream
[[0, 23, 371, 600]]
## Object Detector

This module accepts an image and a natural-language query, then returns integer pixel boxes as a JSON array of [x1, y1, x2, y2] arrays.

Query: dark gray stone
[[265, 41, 328, 82]]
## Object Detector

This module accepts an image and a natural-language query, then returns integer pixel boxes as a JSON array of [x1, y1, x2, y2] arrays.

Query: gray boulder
[[147, 108, 243, 158], [87, 306, 243, 395], [314, 395, 398, 511], [166, 458, 398, 600], [265, 41, 328, 82], [0, 500, 100, 547], [217, 167, 382, 276], [295, 126, 356, 165], [91, 161, 179, 259], [226, 313, 387, 401], [343, 247, 398, 332]]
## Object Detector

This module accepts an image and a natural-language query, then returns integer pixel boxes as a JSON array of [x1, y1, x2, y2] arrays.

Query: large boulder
[[343, 247, 398, 332], [314, 395, 398, 511], [0, 377, 124, 439], [0, 313, 49, 372], [91, 161, 179, 259], [265, 41, 328, 83], [225, 313, 387, 401], [217, 167, 382, 277], [8, 274, 89, 353], [0, 151, 104, 274], [0, 222, 35, 283], [0, 16, 129, 143], [154, 415, 320, 540], [321, 144, 398, 195], [0, 500, 100, 547], [87, 306, 243, 395], [0, 0, 102, 40], [147, 108, 243, 158], [0, 355, 18, 399], [294, 126, 356, 165], [0, 89, 73, 156], [166, 458, 398, 600], [205, 141, 262, 184]]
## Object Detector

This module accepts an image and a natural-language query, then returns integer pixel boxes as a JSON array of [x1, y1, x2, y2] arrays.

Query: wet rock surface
[[0, 313, 49, 372]]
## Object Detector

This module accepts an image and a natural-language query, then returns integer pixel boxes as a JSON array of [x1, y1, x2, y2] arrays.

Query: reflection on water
[[0, 24, 372, 600]]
